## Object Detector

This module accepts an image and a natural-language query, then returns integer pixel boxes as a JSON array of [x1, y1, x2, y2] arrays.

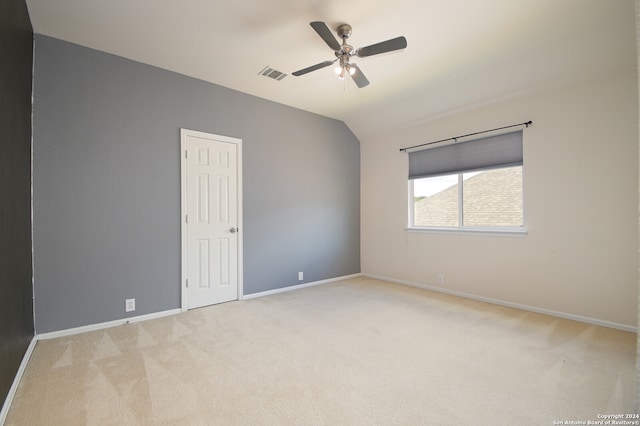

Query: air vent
[[259, 66, 287, 81]]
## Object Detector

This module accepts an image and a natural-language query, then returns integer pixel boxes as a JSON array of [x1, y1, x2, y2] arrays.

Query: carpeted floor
[[5, 277, 637, 425]]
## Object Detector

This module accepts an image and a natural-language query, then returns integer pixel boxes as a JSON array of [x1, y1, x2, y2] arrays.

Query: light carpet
[[6, 277, 637, 425]]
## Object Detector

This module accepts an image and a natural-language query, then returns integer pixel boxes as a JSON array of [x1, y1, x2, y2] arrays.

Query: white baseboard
[[36, 308, 182, 340], [242, 273, 363, 300], [37, 274, 365, 340], [363, 273, 637, 333], [0, 336, 37, 425]]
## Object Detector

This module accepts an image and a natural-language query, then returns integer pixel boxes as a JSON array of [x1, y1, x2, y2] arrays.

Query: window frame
[[407, 166, 527, 235]]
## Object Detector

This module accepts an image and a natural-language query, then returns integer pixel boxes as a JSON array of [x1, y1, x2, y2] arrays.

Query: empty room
[[1, 0, 638, 424]]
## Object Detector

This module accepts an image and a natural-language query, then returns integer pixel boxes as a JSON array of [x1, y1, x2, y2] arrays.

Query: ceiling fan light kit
[[292, 21, 407, 88], [335, 63, 356, 79]]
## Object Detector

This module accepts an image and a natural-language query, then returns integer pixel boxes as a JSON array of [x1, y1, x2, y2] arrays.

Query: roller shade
[[408, 130, 523, 179]]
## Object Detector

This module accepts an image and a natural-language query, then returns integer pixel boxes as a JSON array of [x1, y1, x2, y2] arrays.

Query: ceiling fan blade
[[356, 36, 407, 57], [310, 21, 341, 51], [292, 60, 335, 77], [350, 65, 370, 88]]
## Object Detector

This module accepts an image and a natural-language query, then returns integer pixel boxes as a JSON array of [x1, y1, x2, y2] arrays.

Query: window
[[410, 166, 523, 229], [407, 130, 524, 232]]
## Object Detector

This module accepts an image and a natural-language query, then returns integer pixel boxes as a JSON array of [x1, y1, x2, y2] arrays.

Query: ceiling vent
[[259, 66, 287, 81]]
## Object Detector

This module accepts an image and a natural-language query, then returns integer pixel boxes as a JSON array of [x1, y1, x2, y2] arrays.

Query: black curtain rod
[[399, 120, 533, 152]]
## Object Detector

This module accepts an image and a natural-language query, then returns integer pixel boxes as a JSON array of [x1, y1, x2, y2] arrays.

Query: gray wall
[[33, 35, 360, 333], [0, 0, 34, 406], [636, 0, 640, 414]]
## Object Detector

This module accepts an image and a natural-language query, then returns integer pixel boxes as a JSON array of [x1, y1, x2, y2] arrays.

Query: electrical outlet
[[125, 298, 136, 312], [437, 274, 445, 285], [298, 271, 304, 281]]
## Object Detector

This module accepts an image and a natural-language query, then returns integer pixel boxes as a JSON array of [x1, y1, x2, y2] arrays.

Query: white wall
[[361, 69, 638, 328]]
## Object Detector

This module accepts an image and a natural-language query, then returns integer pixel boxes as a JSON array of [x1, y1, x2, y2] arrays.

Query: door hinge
[[185, 150, 188, 159], [185, 214, 188, 223], [185, 278, 189, 288]]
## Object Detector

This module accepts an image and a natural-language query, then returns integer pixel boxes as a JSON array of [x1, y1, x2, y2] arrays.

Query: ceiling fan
[[292, 21, 407, 88]]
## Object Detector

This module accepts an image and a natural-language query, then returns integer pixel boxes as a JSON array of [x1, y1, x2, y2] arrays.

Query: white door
[[181, 129, 242, 310]]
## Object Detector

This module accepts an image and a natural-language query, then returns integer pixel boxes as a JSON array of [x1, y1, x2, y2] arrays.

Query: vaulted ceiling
[[25, 0, 636, 140]]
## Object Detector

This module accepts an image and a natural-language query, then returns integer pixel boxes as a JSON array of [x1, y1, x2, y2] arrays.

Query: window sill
[[406, 226, 528, 237]]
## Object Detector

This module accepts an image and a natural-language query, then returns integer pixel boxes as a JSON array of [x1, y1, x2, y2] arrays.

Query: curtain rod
[[399, 120, 532, 153]]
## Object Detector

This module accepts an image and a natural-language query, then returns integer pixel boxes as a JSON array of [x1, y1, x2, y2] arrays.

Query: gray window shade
[[408, 130, 523, 179]]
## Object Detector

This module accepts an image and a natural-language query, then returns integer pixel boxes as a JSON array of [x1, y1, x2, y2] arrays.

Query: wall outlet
[[437, 274, 445, 285], [125, 298, 136, 312], [298, 271, 304, 281]]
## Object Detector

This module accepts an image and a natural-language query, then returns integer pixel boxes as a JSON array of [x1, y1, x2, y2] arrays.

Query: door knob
[[230, 227, 237, 233]]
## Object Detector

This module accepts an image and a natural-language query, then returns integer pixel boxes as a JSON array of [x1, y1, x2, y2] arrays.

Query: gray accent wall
[[0, 0, 34, 406], [33, 35, 360, 333], [636, 0, 640, 414]]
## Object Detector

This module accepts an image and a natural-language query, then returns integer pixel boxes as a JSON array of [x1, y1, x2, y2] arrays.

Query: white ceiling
[[25, 0, 636, 141]]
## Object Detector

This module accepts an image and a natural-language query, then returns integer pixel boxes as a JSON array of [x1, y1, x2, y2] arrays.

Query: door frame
[[180, 128, 243, 311]]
